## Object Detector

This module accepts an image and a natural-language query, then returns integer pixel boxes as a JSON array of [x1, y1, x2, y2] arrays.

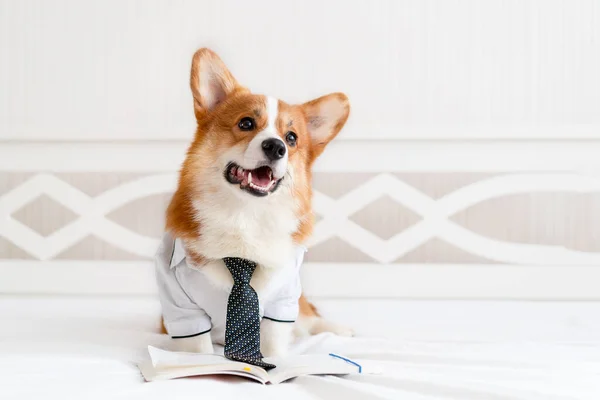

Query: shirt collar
[[169, 238, 187, 269]]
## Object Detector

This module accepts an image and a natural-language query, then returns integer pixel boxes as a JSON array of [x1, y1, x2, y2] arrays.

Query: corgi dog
[[157, 48, 351, 357]]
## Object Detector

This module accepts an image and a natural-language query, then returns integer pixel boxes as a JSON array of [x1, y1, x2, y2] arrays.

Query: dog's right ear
[[190, 48, 241, 116]]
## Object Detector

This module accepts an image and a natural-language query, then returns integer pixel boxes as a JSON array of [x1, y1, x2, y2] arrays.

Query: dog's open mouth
[[225, 162, 282, 197]]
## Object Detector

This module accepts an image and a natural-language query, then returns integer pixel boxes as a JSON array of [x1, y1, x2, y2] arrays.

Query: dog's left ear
[[302, 93, 350, 159]]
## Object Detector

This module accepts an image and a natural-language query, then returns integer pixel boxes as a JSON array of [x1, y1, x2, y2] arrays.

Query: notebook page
[[139, 361, 267, 384], [146, 346, 270, 382], [149, 346, 240, 368], [264, 354, 360, 384]]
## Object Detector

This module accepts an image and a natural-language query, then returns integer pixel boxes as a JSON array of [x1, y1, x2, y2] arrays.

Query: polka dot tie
[[223, 257, 276, 370]]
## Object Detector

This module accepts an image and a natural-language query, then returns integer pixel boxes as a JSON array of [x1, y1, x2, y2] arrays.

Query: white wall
[[1, 0, 599, 141]]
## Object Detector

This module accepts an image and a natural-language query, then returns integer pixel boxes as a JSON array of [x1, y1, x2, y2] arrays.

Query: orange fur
[[298, 294, 320, 317], [164, 48, 349, 320]]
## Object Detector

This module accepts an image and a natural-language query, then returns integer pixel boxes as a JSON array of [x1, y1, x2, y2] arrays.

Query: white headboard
[[2, 141, 600, 299]]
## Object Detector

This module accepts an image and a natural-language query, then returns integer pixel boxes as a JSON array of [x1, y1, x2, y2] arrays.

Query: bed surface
[[1, 297, 600, 400]]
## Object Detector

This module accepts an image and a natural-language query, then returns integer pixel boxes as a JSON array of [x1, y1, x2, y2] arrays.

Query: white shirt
[[155, 233, 305, 343]]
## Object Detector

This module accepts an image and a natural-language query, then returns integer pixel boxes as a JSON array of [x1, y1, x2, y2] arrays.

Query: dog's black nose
[[261, 138, 286, 161]]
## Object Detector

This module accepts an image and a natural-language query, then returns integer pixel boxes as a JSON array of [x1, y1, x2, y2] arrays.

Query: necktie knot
[[223, 257, 256, 284]]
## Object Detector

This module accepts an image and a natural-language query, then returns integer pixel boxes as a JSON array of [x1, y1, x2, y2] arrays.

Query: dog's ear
[[302, 93, 350, 159], [190, 48, 242, 116]]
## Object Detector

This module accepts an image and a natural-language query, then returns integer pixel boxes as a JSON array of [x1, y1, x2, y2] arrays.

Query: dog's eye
[[238, 117, 255, 131], [285, 131, 297, 147]]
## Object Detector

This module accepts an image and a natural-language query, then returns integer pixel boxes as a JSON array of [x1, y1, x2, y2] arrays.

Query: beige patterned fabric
[[349, 196, 421, 240], [1, 172, 599, 263], [451, 193, 600, 252], [11, 195, 79, 237]]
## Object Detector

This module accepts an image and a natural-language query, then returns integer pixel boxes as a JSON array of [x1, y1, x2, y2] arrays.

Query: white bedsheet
[[1, 297, 600, 400]]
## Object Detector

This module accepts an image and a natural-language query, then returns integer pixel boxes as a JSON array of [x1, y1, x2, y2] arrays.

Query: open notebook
[[139, 346, 364, 384]]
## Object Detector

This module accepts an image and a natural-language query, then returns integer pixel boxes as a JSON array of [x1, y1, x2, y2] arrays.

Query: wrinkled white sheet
[[1, 297, 599, 400]]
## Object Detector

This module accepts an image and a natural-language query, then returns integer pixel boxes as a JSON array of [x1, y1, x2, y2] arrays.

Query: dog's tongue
[[251, 166, 272, 187]]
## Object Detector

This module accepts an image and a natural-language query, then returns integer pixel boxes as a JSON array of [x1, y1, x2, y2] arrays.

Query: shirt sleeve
[[155, 234, 212, 338], [262, 247, 305, 323]]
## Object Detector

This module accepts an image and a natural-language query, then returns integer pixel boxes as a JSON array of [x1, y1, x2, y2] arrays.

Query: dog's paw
[[170, 332, 214, 353], [261, 342, 288, 358], [297, 316, 355, 337], [315, 319, 355, 337], [260, 319, 293, 357], [326, 322, 355, 337]]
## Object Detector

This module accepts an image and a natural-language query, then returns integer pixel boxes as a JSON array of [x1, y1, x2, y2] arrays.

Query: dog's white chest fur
[[190, 187, 299, 271]]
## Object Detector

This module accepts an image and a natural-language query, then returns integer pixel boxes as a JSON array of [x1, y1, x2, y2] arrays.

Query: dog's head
[[185, 48, 348, 198], [171, 49, 349, 246]]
